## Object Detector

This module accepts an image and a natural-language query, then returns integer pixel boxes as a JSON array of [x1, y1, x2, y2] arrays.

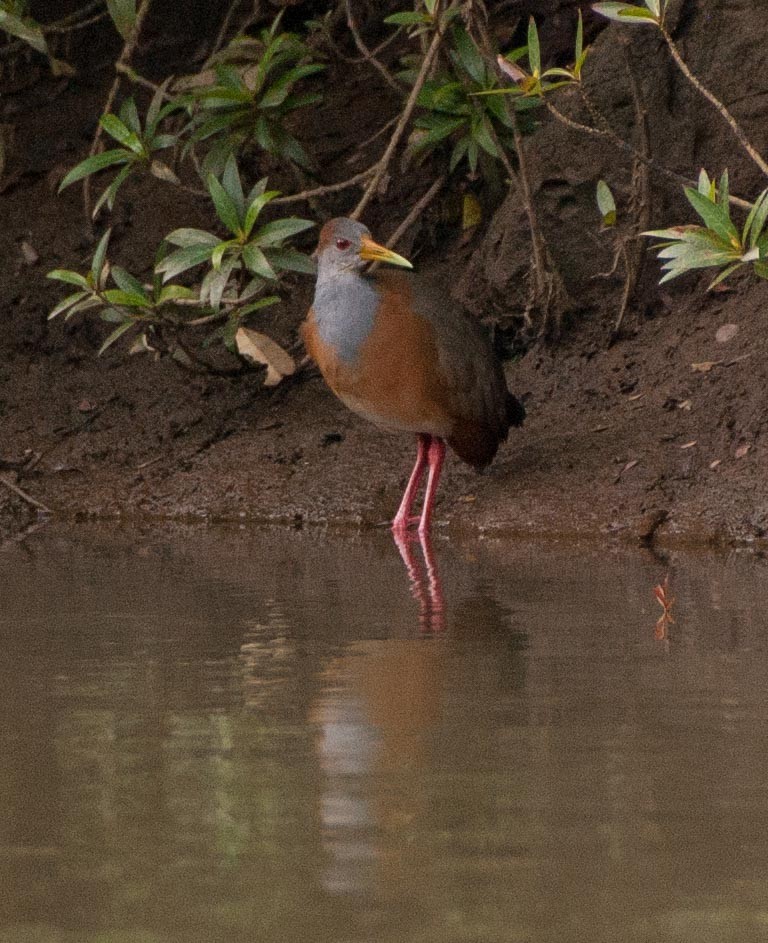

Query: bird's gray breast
[[312, 273, 379, 365]]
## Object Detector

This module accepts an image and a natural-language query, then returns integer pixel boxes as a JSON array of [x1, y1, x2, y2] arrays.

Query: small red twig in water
[[653, 574, 675, 640]]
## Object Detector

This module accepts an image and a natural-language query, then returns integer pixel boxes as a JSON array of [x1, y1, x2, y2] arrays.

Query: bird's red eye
[[335, 238, 351, 251]]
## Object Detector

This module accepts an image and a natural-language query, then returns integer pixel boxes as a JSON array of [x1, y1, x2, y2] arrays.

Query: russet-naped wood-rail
[[302, 218, 525, 536]]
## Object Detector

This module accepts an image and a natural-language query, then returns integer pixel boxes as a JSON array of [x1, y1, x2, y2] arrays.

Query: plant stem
[[351, 1, 455, 220], [659, 25, 768, 179], [544, 96, 752, 210], [345, 0, 401, 94]]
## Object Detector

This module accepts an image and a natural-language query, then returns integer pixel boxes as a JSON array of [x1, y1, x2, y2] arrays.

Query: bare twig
[[660, 25, 768, 179], [612, 42, 651, 340], [0, 476, 52, 514], [351, 3, 455, 220], [386, 175, 447, 249], [473, 17, 569, 332], [345, 0, 401, 94], [273, 166, 375, 204], [321, 20, 403, 67], [545, 96, 752, 210]]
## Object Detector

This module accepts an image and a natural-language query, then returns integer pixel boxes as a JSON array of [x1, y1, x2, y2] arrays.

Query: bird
[[301, 217, 525, 537]]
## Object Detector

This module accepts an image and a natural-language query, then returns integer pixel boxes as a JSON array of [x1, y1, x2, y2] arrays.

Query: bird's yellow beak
[[359, 235, 413, 269]]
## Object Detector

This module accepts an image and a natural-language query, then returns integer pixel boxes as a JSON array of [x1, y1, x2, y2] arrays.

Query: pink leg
[[418, 437, 446, 537], [391, 434, 430, 537]]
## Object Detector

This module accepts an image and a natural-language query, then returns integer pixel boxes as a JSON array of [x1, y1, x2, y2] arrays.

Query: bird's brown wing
[[376, 270, 513, 469]]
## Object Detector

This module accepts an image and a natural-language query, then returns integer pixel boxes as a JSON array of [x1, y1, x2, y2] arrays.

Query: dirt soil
[[2, 1, 768, 547]]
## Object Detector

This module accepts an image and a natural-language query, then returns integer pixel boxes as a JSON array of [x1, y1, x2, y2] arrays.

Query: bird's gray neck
[[313, 270, 379, 365]]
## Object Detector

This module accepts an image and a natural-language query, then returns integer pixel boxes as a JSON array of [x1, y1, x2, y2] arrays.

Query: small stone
[[716, 323, 739, 344]]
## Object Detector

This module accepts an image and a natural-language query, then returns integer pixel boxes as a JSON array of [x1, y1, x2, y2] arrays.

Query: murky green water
[[2, 525, 768, 942]]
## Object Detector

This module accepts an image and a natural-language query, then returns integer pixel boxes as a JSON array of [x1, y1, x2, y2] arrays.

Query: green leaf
[[575, 10, 584, 63], [744, 188, 768, 248], [106, 0, 136, 40], [156, 244, 216, 281], [707, 261, 743, 290], [261, 64, 325, 108], [90, 228, 112, 285], [451, 27, 485, 84], [207, 172, 243, 235], [110, 265, 149, 300], [243, 190, 280, 238], [596, 179, 617, 225], [59, 149, 132, 190], [164, 228, 221, 248], [252, 217, 314, 247], [99, 318, 135, 355], [0, 10, 47, 53], [527, 17, 540, 75], [211, 239, 236, 271], [100, 113, 144, 154], [118, 97, 142, 136], [238, 295, 280, 317], [46, 269, 90, 288], [243, 243, 277, 279], [473, 117, 499, 158], [383, 11, 428, 25], [48, 290, 90, 321], [102, 288, 150, 308], [644, 0, 661, 14], [592, 2, 658, 23], [146, 77, 172, 132], [684, 186, 739, 244], [157, 284, 196, 303], [266, 248, 316, 275], [221, 154, 245, 219], [91, 162, 133, 219], [449, 136, 470, 172]]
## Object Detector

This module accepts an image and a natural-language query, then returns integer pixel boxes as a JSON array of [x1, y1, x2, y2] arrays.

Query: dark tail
[[506, 392, 526, 428]]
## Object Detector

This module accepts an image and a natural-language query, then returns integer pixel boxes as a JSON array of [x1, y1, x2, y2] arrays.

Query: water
[[2, 525, 768, 942]]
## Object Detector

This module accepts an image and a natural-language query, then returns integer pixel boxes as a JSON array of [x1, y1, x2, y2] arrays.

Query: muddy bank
[[2, 1, 768, 547]]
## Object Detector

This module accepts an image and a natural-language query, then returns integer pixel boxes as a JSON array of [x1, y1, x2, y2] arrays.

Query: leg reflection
[[392, 531, 446, 634]]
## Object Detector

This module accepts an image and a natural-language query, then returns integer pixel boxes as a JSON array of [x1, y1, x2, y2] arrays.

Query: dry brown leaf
[[735, 443, 751, 459], [150, 160, 180, 185], [691, 360, 723, 373], [235, 327, 295, 387], [680, 440, 697, 450]]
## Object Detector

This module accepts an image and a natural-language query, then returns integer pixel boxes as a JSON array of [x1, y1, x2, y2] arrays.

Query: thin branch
[[209, 0, 248, 62], [273, 166, 375, 204], [660, 25, 768, 179], [0, 476, 52, 514], [544, 96, 753, 210], [385, 175, 447, 249], [345, 0, 401, 94], [351, 3, 455, 220], [321, 20, 403, 67]]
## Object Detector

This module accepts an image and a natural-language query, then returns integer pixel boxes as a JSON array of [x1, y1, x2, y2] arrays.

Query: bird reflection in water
[[392, 531, 446, 634]]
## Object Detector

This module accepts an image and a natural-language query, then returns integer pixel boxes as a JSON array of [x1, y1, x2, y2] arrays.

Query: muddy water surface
[[2, 525, 768, 943]]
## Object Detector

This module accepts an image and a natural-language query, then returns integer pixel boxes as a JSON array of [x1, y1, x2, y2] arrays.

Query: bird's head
[[314, 217, 413, 279]]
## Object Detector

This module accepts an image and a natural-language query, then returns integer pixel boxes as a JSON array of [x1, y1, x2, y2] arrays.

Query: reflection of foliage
[[653, 574, 675, 641]]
